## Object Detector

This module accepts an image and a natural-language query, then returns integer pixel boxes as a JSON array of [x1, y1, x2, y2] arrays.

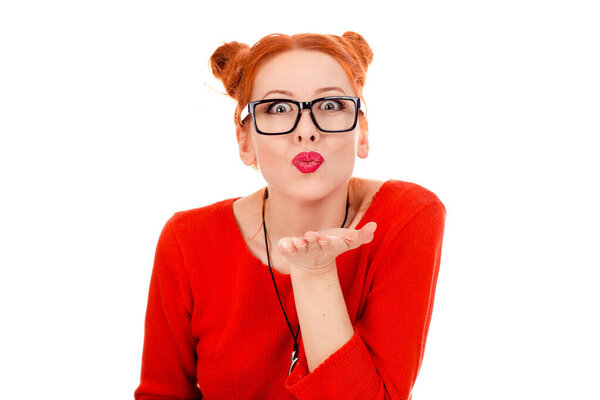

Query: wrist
[[289, 260, 337, 279]]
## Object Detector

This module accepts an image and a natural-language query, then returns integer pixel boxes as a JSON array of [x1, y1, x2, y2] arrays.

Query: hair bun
[[209, 41, 250, 97], [341, 31, 374, 70]]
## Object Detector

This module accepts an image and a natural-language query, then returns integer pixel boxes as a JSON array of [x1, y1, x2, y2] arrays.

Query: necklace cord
[[262, 186, 350, 374]]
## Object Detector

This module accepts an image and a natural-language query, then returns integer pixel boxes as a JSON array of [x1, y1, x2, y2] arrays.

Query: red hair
[[209, 31, 374, 136]]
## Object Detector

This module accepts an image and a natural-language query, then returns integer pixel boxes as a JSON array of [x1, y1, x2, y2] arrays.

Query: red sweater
[[134, 179, 446, 400]]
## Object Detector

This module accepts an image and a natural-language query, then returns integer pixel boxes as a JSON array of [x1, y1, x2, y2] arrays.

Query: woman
[[134, 31, 446, 400]]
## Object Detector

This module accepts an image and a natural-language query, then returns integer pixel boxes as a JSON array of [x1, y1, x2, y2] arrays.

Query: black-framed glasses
[[240, 96, 363, 135]]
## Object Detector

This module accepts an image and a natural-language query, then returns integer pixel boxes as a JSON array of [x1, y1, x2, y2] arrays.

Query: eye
[[267, 102, 293, 114], [319, 99, 346, 112]]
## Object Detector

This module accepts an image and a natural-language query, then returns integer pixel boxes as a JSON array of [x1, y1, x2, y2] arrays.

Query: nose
[[293, 108, 320, 143]]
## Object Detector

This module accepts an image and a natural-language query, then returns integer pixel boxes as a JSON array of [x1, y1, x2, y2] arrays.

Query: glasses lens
[[312, 98, 356, 131], [254, 98, 357, 134], [254, 100, 299, 134]]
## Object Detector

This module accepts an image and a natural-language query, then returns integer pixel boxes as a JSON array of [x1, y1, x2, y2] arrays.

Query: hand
[[276, 221, 377, 276]]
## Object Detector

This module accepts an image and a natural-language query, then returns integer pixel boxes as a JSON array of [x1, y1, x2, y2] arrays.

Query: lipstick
[[292, 151, 324, 174]]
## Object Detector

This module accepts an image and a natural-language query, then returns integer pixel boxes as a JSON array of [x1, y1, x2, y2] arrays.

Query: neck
[[262, 179, 355, 247]]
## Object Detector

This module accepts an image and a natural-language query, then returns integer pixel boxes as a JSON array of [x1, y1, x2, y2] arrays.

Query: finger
[[304, 231, 322, 252], [278, 237, 297, 254], [294, 238, 307, 252], [304, 231, 318, 242], [360, 222, 377, 243], [317, 235, 329, 246], [365, 221, 377, 232]]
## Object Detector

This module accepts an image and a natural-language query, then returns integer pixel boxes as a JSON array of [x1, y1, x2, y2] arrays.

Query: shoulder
[[163, 197, 238, 239], [371, 178, 446, 216], [385, 179, 444, 207], [366, 179, 446, 241], [371, 180, 446, 257], [152, 197, 240, 265]]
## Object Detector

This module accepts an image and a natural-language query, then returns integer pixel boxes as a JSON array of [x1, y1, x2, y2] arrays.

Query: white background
[[1, 1, 598, 399]]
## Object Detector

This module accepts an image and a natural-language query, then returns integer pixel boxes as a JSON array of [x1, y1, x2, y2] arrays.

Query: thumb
[[360, 222, 377, 243]]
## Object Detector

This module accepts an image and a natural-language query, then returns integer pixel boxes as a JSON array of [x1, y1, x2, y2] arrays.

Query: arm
[[134, 216, 202, 400], [285, 201, 447, 399], [289, 263, 355, 373]]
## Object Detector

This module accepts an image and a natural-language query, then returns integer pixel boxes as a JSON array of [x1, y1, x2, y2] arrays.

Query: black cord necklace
[[261, 186, 350, 375]]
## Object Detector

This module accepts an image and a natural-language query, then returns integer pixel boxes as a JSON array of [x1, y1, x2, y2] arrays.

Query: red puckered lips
[[292, 151, 324, 173]]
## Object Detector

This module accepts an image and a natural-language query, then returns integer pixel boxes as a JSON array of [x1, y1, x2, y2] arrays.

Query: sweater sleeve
[[285, 200, 447, 400], [134, 215, 203, 400]]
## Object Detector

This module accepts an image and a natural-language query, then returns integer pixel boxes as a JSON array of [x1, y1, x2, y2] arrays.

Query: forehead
[[250, 50, 356, 100]]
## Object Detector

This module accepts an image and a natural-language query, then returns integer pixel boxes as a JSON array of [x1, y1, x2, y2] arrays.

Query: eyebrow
[[261, 86, 346, 99]]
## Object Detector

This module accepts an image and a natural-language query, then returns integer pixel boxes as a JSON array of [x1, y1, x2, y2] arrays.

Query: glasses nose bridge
[[298, 100, 313, 114], [296, 100, 317, 124], [294, 100, 320, 134]]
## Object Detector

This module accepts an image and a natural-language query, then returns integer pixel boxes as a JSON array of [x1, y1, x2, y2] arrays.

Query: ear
[[356, 130, 369, 159], [236, 124, 257, 166]]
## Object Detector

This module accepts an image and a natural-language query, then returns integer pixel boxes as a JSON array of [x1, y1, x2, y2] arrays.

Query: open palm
[[276, 221, 377, 276]]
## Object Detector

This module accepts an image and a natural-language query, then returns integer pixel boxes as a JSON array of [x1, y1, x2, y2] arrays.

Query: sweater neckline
[[227, 179, 392, 278]]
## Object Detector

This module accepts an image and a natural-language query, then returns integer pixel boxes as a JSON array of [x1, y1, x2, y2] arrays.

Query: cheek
[[320, 137, 358, 169], [335, 133, 360, 156], [253, 137, 287, 167]]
